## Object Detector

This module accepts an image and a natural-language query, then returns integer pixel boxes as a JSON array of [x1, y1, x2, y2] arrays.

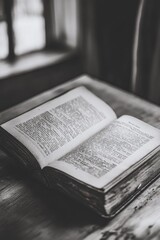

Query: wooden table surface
[[1, 75, 160, 240]]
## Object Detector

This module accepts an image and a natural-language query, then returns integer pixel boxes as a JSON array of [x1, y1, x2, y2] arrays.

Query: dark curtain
[[134, 0, 160, 105], [79, 0, 139, 91]]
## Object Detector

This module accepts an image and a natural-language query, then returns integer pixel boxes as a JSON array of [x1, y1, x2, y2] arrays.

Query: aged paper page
[[49, 115, 160, 188], [1, 86, 116, 168]]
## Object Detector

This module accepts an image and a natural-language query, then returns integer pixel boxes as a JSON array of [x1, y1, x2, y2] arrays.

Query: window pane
[[0, 22, 9, 59], [0, 0, 9, 59], [13, 0, 45, 55], [54, 0, 78, 47]]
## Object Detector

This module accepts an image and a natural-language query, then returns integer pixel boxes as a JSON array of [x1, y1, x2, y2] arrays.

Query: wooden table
[[1, 75, 160, 240]]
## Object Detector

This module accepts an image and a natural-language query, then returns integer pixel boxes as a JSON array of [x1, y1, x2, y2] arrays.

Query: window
[[0, 0, 78, 61], [0, 0, 81, 112]]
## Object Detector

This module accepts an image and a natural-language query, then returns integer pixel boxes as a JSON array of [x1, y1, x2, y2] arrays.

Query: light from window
[[54, 0, 78, 47], [13, 0, 45, 55], [0, 22, 9, 59], [0, 0, 9, 59]]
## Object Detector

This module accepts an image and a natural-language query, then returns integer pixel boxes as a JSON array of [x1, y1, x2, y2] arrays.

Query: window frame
[[3, 0, 15, 60], [1, 0, 80, 62], [2, 0, 70, 62], [0, 0, 83, 111]]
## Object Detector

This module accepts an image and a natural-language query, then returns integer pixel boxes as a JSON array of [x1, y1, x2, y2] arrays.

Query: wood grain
[[1, 75, 160, 240]]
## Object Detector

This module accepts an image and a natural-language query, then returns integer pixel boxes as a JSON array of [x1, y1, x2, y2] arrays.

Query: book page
[[1, 86, 116, 168], [48, 115, 160, 189]]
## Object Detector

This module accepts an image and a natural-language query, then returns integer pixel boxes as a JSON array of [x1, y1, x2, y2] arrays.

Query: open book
[[0, 86, 160, 217]]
